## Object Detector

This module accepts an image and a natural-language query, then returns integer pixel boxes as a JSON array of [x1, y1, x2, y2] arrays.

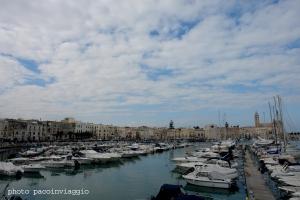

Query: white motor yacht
[[175, 162, 205, 172], [79, 150, 112, 164], [56, 147, 73, 155], [19, 147, 47, 157], [279, 175, 300, 187], [29, 156, 52, 163], [22, 164, 45, 173], [253, 137, 274, 147], [101, 153, 122, 162], [288, 165, 300, 172], [139, 145, 155, 154], [270, 165, 295, 179], [206, 159, 238, 168], [9, 157, 29, 165], [41, 155, 76, 168], [133, 150, 147, 156], [181, 163, 238, 179], [154, 146, 164, 153], [0, 162, 24, 177], [176, 160, 238, 174], [221, 139, 236, 148], [172, 156, 206, 163], [71, 156, 93, 165], [190, 151, 219, 159], [129, 143, 139, 150], [183, 169, 233, 189]]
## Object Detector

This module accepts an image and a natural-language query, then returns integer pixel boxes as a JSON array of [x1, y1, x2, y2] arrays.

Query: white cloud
[[0, 0, 300, 128]]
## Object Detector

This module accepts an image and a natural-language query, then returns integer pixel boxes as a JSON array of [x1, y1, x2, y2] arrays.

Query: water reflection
[[0, 175, 22, 181]]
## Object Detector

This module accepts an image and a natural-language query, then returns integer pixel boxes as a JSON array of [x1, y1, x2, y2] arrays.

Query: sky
[[0, 0, 300, 130]]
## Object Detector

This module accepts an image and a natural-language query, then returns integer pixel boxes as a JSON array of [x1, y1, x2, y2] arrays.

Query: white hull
[[72, 158, 92, 165], [177, 163, 238, 179], [22, 164, 45, 173], [172, 157, 206, 163], [80, 150, 116, 164], [288, 165, 300, 172], [0, 162, 24, 176], [42, 161, 74, 168], [0, 170, 18, 176], [184, 176, 231, 188]]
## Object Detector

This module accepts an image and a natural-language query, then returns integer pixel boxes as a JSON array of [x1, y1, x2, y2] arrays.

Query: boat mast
[[272, 104, 278, 144], [268, 102, 277, 144], [277, 95, 286, 152]]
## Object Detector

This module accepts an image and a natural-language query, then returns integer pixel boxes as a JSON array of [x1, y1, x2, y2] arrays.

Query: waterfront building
[[192, 128, 206, 140], [203, 124, 221, 140], [25, 120, 44, 142], [254, 112, 273, 128], [43, 121, 63, 142], [0, 112, 285, 143], [0, 119, 63, 142], [240, 126, 273, 139], [136, 126, 155, 140], [166, 128, 192, 140], [0, 119, 9, 141], [117, 126, 137, 140], [59, 118, 75, 141], [152, 128, 167, 140], [73, 121, 94, 140], [1, 119, 28, 142], [220, 126, 240, 140], [93, 124, 119, 140], [240, 112, 275, 139]]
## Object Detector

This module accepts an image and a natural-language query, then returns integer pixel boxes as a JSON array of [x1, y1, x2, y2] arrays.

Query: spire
[[169, 120, 174, 129]]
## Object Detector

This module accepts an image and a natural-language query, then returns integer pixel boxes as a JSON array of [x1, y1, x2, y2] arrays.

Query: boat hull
[[185, 178, 231, 189]]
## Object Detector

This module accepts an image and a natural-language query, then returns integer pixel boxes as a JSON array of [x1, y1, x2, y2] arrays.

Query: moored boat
[[22, 164, 45, 173], [0, 162, 24, 177], [183, 170, 233, 189]]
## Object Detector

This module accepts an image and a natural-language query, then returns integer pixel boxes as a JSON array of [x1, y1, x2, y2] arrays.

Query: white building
[[204, 124, 221, 140]]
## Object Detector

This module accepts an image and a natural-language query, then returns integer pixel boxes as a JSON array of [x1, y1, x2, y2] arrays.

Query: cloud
[[0, 0, 300, 129]]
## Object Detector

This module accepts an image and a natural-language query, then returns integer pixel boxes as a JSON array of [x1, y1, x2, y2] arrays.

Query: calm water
[[0, 145, 246, 200]]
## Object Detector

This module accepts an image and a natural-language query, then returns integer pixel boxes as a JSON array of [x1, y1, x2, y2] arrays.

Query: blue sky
[[0, 0, 300, 131]]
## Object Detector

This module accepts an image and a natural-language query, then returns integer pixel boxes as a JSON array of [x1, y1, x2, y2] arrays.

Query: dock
[[245, 150, 276, 200]]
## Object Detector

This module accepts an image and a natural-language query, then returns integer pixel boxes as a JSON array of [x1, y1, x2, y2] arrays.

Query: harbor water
[[0, 145, 246, 200]]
